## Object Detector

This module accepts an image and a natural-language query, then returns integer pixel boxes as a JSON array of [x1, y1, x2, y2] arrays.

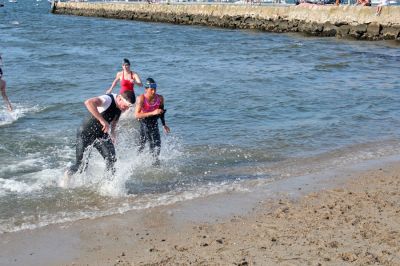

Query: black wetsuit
[[68, 94, 121, 175], [138, 116, 162, 158]]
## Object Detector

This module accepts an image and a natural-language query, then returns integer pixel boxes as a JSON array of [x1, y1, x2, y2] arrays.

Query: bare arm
[[106, 72, 121, 94], [84, 97, 109, 133], [133, 72, 143, 87], [134, 95, 164, 120], [0, 80, 12, 111]]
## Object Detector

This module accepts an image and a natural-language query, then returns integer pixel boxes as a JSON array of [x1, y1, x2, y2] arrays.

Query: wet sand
[[1, 158, 400, 265]]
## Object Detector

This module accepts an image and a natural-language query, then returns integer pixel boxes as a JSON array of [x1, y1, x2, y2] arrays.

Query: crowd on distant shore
[[295, 0, 392, 15], [296, 0, 382, 6], [57, 0, 395, 6]]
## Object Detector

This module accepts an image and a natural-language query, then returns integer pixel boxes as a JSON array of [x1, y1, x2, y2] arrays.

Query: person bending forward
[[65, 91, 134, 182]]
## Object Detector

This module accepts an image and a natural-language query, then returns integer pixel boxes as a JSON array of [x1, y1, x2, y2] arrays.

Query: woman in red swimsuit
[[106, 58, 142, 104]]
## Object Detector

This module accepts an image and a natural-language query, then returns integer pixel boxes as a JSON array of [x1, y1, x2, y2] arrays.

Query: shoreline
[[1, 155, 399, 265], [52, 2, 400, 41]]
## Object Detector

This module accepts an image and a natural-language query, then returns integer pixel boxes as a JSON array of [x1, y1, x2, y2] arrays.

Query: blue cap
[[144, 77, 157, 89]]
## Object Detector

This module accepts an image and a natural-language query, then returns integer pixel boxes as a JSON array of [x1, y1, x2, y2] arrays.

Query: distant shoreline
[[52, 2, 400, 41]]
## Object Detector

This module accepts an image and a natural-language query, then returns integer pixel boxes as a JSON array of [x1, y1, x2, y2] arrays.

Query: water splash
[[0, 104, 43, 126], [58, 116, 185, 198]]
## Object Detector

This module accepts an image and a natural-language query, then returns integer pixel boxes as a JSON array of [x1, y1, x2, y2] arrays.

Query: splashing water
[[0, 104, 42, 126]]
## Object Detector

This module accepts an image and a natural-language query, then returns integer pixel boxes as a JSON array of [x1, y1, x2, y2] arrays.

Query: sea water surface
[[0, 1, 399, 233]]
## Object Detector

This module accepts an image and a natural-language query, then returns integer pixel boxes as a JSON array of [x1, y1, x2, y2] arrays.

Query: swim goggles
[[145, 83, 157, 89]]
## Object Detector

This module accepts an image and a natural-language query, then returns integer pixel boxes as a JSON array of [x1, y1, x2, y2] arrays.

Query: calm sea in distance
[[0, 0, 399, 233]]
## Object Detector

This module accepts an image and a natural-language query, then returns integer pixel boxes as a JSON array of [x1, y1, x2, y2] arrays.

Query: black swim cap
[[121, 90, 134, 104], [144, 77, 157, 89], [122, 58, 130, 66]]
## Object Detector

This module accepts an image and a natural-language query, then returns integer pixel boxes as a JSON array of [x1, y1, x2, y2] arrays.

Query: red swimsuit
[[120, 71, 134, 94]]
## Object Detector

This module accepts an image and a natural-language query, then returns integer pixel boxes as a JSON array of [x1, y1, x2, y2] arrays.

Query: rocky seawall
[[52, 2, 400, 41]]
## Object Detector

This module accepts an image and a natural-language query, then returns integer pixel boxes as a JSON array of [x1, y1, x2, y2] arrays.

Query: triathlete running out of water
[[134, 78, 170, 165], [64, 91, 134, 183], [0, 67, 12, 112], [106, 58, 142, 104]]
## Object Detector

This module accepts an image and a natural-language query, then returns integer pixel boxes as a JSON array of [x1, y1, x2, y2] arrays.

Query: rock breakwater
[[52, 2, 400, 41]]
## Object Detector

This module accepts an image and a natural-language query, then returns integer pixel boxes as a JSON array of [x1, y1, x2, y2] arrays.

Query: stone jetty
[[52, 2, 400, 41]]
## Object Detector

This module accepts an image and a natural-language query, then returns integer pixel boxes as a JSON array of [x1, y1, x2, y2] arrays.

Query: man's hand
[[100, 119, 109, 133]]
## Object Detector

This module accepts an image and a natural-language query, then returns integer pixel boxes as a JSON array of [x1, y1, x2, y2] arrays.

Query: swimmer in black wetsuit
[[62, 91, 134, 185], [134, 78, 170, 165]]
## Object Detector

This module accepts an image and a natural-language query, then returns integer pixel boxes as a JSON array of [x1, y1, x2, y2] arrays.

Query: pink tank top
[[120, 71, 134, 94], [141, 94, 161, 113]]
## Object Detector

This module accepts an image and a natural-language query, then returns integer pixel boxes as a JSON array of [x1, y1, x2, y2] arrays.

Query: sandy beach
[[2, 2, 400, 265], [1, 157, 400, 266]]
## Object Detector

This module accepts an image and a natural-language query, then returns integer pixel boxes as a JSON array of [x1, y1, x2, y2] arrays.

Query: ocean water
[[0, 1, 399, 233]]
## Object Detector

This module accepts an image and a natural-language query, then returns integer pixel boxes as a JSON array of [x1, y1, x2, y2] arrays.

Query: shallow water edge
[[1, 154, 399, 265]]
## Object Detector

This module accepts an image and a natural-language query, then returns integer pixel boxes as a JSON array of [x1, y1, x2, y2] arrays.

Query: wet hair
[[121, 90, 135, 104], [0, 67, 2, 78], [122, 58, 131, 66], [144, 77, 157, 89]]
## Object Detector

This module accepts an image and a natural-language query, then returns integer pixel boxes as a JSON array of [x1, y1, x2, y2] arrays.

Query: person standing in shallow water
[[62, 91, 134, 186], [106, 58, 142, 104], [0, 68, 12, 112], [134, 78, 170, 165]]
